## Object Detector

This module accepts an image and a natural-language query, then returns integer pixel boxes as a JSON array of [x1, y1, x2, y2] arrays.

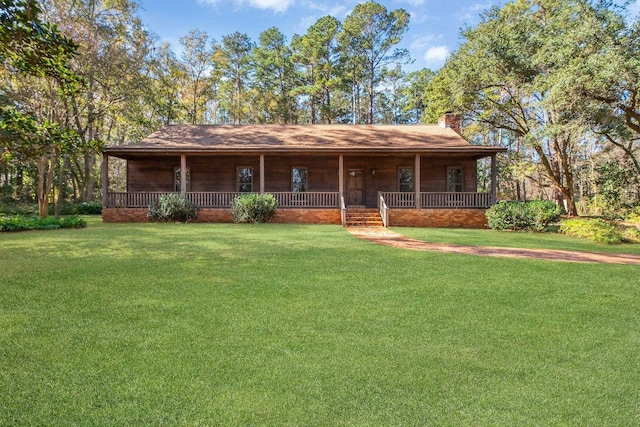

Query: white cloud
[[247, 0, 293, 12], [396, 0, 426, 5], [196, 0, 293, 13], [424, 45, 450, 67], [410, 33, 441, 51]]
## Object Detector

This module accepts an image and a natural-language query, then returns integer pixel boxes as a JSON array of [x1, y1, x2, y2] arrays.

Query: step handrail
[[377, 192, 389, 227]]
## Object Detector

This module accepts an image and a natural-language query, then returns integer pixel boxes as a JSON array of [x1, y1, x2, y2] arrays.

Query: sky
[[137, 0, 510, 71]]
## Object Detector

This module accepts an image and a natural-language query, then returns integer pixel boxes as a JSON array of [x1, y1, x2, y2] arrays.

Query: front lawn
[[1, 222, 638, 425]]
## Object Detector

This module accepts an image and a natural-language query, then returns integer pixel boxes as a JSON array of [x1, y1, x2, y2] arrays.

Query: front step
[[345, 208, 384, 227]]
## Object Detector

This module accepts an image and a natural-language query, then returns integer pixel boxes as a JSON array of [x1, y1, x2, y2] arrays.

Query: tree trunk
[[36, 156, 56, 218], [82, 151, 96, 202]]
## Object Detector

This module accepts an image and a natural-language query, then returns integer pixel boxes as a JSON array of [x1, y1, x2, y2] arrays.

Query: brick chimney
[[438, 112, 462, 135]]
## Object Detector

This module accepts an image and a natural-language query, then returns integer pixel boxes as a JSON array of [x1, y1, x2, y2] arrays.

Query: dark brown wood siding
[[126, 154, 478, 207]]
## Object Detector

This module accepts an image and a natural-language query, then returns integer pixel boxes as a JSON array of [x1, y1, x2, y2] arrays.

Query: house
[[101, 114, 507, 227]]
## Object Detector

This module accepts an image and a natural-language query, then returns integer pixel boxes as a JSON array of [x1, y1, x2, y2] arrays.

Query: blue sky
[[137, 0, 509, 71]]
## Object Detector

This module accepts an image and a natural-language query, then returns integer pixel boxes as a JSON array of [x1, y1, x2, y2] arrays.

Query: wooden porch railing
[[379, 192, 494, 209], [186, 192, 238, 208], [377, 192, 389, 227], [421, 192, 494, 208], [380, 192, 415, 208], [106, 192, 176, 208], [105, 192, 340, 209], [271, 192, 339, 208]]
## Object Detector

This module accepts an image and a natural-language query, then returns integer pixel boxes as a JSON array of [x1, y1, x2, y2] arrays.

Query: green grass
[[1, 220, 639, 425], [393, 226, 640, 254]]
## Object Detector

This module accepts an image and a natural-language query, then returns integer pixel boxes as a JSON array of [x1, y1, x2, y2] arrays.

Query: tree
[[179, 29, 217, 124], [338, 1, 410, 124], [0, 0, 82, 216], [400, 68, 433, 123], [423, 0, 630, 215], [215, 32, 254, 124], [253, 27, 298, 124], [291, 16, 341, 124]]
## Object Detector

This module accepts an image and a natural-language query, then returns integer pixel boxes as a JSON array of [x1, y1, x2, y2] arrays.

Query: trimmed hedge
[[486, 200, 564, 231], [231, 193, 278, 223]]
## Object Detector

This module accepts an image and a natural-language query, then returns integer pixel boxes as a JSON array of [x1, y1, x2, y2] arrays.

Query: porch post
[[180, 154, 187, 197], [260, 154, 265, 193], [491, 153, 497, 204], [338, 154, 344, 196], [415, 154, 421, 209], [101, 153, 109, 208]]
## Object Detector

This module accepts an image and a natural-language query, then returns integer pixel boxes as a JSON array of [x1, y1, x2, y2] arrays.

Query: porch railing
[[377, 192, 389, 227], [421, 192, 494, 208], [105, 191, 339, 209], [106, 192, 176, 208], [271, 192, 339, 208], [186, 192, 238, 208], [380, 192, 494, 209]]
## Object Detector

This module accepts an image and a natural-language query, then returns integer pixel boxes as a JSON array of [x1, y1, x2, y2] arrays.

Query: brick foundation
[[389, 208, 488, 228], [103, 207, 485, 227], [102, 208, 340, 225]]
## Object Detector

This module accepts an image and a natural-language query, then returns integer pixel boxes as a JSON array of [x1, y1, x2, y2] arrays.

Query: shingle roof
[[104, 124, 506, 157]]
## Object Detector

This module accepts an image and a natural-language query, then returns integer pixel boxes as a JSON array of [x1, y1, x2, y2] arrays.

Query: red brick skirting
[[102, 208, 341, 224], [389, 208, 488, 228], [102, 208, 485, 227]]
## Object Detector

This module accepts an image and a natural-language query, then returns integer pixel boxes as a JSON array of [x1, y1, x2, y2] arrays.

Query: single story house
[[102, 114, 506, 227]]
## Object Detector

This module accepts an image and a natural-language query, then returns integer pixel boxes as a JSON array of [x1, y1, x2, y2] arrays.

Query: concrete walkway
[[347, 227, 640, 265]]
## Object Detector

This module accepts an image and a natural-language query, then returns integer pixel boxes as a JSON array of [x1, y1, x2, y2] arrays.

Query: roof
[[104, 124, 506, 158]]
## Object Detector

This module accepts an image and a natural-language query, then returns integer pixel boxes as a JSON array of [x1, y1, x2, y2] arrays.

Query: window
[[237, 167, 253, 192], [292, 167, 308, 192], [447, 167, 463, 192], [174, 167, 191, 192], [398, 167, 414, 192]]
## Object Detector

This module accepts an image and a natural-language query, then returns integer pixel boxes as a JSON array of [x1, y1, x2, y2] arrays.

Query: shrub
[[559, 218, 624, 244], [0, 215, 86, 232], [147, 194, 199, 223], [486, 200, 564, 231], [72, 201, 103, 215], [231, 193, 278, 223], [626, 205, 640, 223]]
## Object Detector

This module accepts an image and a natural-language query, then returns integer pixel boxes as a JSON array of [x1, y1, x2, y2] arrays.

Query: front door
[[347, 169, 364, 205]]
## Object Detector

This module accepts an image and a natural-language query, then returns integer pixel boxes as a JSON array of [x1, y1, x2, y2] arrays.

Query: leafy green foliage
[[595, 161, 640, 219], [486, 200, 564, 231], [71, 201, 102, 215], [231, 193, 278, 223], [560, 218, 624, 244], [0, 0, 79, 84], [0, 214, 86, 232], [147, 194, 199, 223]]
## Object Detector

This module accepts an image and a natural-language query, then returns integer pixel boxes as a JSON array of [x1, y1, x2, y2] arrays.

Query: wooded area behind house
[[1, 0, 639, 218]]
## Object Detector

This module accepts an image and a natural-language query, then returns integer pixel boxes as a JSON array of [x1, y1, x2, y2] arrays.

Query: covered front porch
[[102, 152, 499, 227]]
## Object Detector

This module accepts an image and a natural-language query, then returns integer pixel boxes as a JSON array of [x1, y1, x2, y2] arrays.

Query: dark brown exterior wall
[[389, 208, 488, 228], [125, 154, 478, 208]]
